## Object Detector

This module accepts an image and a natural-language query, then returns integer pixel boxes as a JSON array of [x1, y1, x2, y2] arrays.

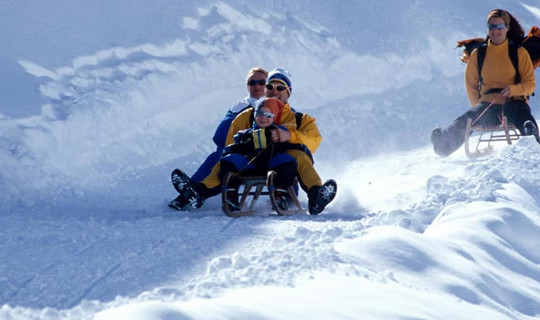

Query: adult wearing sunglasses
[[189, 67, 268, 184], [170, 67, 267, 210], [431, 8, 539, 157], [263, 69, 337, 215]]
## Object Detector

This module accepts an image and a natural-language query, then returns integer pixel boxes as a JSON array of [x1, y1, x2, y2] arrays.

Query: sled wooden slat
[[464, 116, 520, 159], [222, 172, 304, 217]]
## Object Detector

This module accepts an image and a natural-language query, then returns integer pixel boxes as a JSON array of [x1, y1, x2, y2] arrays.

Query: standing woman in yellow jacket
[[431, 9, 540, 157]]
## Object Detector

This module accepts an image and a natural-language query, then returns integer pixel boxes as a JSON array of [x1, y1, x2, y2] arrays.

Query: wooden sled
[[221, 171, 304, 217], [464, 116, 520, 159]]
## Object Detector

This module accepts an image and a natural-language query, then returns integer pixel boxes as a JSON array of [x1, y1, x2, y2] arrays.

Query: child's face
[[255, 106, 275, 128]]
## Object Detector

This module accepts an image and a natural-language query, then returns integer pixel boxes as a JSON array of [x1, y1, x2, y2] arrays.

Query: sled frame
[[464, 116, 520, 159], [221, 171, 304, 217]]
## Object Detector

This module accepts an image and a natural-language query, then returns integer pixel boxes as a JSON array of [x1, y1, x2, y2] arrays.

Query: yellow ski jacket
[[465, 39, 535, 106]]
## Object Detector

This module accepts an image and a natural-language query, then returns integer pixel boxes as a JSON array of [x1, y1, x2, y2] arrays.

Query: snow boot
[[169, 195, 190, 211], [171, 169, 203, 210], [431, 128, 451, 157], [308, 179, 337, 215], [523, 120, 540, 142], [224, 187, 241, 212], [430, 126, 465, 158], [273, 187, 290, 211]]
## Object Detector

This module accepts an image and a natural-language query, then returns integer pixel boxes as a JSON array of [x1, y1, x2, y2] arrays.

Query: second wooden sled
[[221, 171, 304, 217], [464, 116, 520, 159]]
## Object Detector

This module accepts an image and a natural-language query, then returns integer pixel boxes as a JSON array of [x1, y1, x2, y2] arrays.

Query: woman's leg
[[504, 100, 537, 129], [431, 102, 506, 157], [503, 100, 540, 142], [431, 103, 485, 157]]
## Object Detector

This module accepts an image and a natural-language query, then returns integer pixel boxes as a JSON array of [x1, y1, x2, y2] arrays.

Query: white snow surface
[[1, 1, 540, 319]]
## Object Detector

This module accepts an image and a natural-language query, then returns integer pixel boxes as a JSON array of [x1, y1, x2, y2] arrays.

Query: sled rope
[[471, 94, 503, 126], [229, 141, 276, 180]]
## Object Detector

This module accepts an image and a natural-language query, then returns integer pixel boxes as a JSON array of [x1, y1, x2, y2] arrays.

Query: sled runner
[[221, 171, 304, 217], [464, 116, 520, 158]]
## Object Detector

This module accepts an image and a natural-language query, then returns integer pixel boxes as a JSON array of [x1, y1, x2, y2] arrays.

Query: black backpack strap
[[295, 112, 303, 128], [508, 41, 520, 84], [476, 43, 488, 95]]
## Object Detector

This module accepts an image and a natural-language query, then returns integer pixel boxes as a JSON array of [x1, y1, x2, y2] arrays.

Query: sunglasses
[[255, 109, 275, 119], [488, 23, 506, 30], [248, 79, 266, 86], [265, 83, 288, 92]]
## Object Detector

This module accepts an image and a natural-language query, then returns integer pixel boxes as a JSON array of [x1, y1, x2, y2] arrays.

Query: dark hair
[[507, 12, 525, 44]]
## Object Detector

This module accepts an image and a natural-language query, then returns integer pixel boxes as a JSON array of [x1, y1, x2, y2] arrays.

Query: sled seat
[[221, 171, 304, 217], [464, 116, 520, 159]]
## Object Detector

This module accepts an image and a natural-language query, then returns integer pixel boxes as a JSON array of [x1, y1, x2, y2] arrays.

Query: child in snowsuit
[[219, 97, 299, 211]]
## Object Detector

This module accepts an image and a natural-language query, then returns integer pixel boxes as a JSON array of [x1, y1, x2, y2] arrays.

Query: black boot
[[430, 125, 466, 158], [308, 179, 337, 215], [430, 128, 448, 157], [273, 187, 291, 211], [171, 169, 203, 209], [523, 120, 540, 143], [224, 187, 241, 211], [169, 195, 189, 211]]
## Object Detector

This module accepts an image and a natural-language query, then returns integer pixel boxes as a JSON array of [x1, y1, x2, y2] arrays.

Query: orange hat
[[256, 98, 284, 124]]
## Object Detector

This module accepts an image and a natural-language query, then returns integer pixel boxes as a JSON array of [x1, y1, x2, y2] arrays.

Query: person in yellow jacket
[[262, 68, 336, 214], [431, 8, 539, 157], [171, 68, 337, 214]]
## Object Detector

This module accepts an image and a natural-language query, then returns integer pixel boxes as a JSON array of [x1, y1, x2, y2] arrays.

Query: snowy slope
[[1, 1, 540, 319]]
